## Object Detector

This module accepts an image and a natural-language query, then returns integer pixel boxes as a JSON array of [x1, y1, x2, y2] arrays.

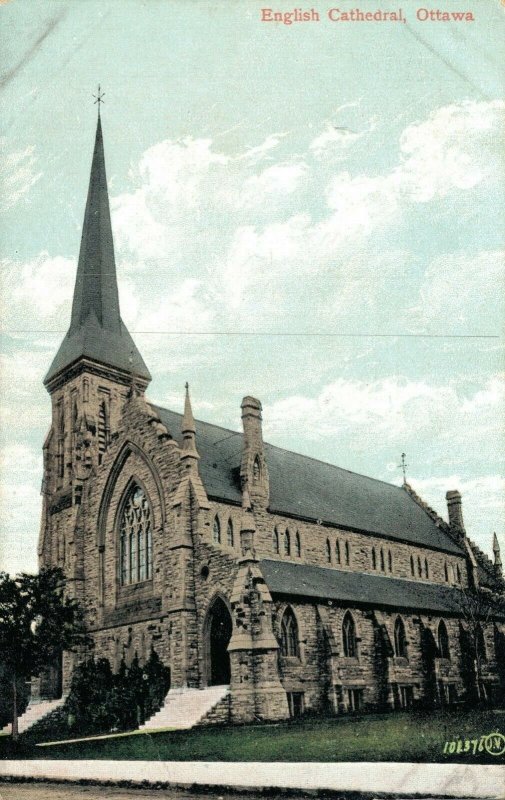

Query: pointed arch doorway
[[205, 597, 232, 686]]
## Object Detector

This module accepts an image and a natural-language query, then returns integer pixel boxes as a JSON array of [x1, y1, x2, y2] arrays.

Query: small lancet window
[[284, 529, 291, 556], [280, 607, 299, 657], [253, 455, 261, 483], [119, 484, 153, 586], [444, 562, 449, 582], [273, 528, 280, 554], [227, 519, 234, 547], [388, 550, 393, 573], [372, 548, 377, 570], [213, 516, 221, 544], [342, 611, 357, 658], [326, 538, 332, 563], [98, 400, 108, 465], [417, 556, 423, 578], [345, 541, 350, 566], [456, 564, 461, 584], [394, 616, 408, 658], [380, 548, 385, 572], [410, 555, 415, 577], [476, 625, 487, 662], [335, 540, 341, 564], [295, 531, 301, 558], [57, 400, 65, 479], [438, 620, 450, 659], [425, 558, 429, 579]]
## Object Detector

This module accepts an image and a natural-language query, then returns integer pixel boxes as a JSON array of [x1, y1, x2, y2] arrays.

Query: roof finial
[[398, 452, 408, 485], [93, 84, 105, 115]]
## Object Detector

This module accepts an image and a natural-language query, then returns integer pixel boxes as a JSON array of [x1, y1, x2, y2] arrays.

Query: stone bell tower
[[39, 106, 151, 578]]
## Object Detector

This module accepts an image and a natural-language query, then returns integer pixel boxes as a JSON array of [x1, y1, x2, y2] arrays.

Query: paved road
[[0, 783, 323, 800]]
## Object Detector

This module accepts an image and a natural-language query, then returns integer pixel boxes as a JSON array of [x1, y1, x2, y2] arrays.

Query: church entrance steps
[[1, 697, 66, 736], [139, 685, 229, 731]]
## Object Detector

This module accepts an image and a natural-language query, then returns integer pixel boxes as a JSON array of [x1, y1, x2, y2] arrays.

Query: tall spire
[[181, 383, 199, 467], [493, 533, 502, 576], [44, 109, 151, 388]]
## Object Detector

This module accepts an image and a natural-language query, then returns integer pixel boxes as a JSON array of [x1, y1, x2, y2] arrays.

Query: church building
[[38, 113, 505, 726]]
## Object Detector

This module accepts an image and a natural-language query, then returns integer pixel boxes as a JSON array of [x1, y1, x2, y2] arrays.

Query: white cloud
[[407, 250, 504, 333], [405, 474, 505, 556], [0, 140, 42, 212], [263, 374, 505, 465], [1, 253, 74, 330]]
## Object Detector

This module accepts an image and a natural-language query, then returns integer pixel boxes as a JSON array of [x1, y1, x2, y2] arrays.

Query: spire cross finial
[[399, 452, 408, 484], [93, 84, 105, 113]]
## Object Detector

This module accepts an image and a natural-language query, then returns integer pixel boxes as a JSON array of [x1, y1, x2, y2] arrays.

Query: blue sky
[[0, 0, 504, 574]]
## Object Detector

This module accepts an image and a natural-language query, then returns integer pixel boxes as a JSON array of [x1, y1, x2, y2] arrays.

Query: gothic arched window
[[372, 548, 377, 570], [273, 528, 280, 554], [345, 541, 350, 566], [444, 562, 449, 582], [380, 548, 385, 572], [394, 616, 408, 658], [119, 484, 152, 586], [456, 564, 461, 584], [417, 556, 423, 578], [438, 620, 450, 659], [326, 538, 332, 563], [335, 540, 341, 564], [295, 531, 301, 558], [342, 612, 357, 658], [227, 519, 234, 547], [388, 550, 393, 572], [284, 529, 291, 556], [98, 400, 108, 465], [410, 555, 415, 577], [425, 558, 429, 579], [280, 607, 299, 657], [57, 399, 64, 480], [213, 516, 221, 544], [476, 625, 487, 662]]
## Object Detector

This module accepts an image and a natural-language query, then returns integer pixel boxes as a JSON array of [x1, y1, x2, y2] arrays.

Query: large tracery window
[[120, 484, 153, 586]]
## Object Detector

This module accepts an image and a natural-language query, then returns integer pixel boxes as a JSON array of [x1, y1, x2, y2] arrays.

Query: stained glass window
[[120, 485, 153, 585]]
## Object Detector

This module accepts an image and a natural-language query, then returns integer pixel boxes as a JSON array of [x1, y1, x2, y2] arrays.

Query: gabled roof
[[260, 559, 465, 615], [44, 115, 150, 386], [154, 405, 464, 555], [468, 539, 503, 591]]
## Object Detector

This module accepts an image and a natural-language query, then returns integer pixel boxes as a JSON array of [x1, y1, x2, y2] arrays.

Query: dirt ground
[[0, 783, 324, 800]]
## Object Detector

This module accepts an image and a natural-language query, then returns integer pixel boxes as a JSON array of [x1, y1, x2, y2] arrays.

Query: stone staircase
[[139, 685, 229, 731], [1, 698, 66, 736]]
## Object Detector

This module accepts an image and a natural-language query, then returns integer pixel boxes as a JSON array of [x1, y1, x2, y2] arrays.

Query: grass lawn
[[1, 708, 504, 764]]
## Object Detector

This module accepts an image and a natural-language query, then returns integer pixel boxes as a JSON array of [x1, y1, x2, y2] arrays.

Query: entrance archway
[[206, 597, 232, 686]]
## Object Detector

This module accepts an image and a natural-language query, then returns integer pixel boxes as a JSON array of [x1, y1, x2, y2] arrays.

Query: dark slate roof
[[154, 405, 463, 555], [45, 116, 150, 385], [260, 559, 465, 615]]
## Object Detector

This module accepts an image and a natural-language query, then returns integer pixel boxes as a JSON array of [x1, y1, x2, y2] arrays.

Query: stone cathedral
[[38, 114, 505, 726]]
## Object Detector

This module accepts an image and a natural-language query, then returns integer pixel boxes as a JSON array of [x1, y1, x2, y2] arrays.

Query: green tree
[[0, 568, 88, 740]]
